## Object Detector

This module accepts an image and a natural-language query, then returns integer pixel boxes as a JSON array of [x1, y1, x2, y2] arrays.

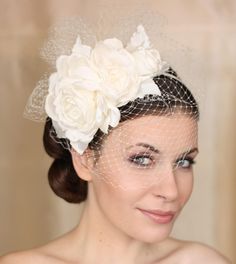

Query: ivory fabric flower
[[90, 38, 140, 106], [46, 73, 120, 154], [127, 24, 168, 79], [45, 24, 165, 154]]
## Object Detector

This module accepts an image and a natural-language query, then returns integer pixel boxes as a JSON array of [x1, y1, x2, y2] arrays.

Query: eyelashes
[[128, 153, 154, 168], [127, 153, 196, 169], [174, 157, 196, 169]]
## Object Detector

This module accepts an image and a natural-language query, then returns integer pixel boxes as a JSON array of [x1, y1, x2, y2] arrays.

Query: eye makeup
[[174, 157, 196, 170], [125, 142, 198, 170], [127, 152, 156, 168], [174, 148, 198, 170]]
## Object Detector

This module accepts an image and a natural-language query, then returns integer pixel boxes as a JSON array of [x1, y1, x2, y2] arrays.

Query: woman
[[0, 24, 230, 263]]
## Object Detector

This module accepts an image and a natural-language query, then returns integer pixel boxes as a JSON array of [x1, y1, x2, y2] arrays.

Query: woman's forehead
[[105, 114, 198, 153], [112, 114, 197, 136]]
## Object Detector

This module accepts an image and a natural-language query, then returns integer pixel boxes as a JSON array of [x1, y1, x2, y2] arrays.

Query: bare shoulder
[[158, 238, 231, 264], [0, 250, 50, 264], [0, 231, 76, 264], [0, 240, 68, 264], [179, 241, 231, 264], [0, 247, 71, 264]]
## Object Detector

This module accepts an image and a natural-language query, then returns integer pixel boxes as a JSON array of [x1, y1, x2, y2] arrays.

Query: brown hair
[[43, 69, 199, 203]]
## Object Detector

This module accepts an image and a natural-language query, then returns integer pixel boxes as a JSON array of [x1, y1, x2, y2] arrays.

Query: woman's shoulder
[[0, 238, 231, 264], [0, 250, 48, 264], [165, 238, 231, 264], [0, 231, 76, 264], [0, 243, 67, 264], [0, 248, 68, 264]]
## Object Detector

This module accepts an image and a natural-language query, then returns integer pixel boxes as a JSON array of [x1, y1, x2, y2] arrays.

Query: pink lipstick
[[138, 209, 175, 224]]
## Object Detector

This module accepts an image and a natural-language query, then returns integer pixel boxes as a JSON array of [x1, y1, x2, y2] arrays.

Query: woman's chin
[[131, 224, 174, 244]]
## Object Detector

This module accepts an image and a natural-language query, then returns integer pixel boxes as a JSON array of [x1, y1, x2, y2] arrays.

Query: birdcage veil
[[24, 2, 204, 192]]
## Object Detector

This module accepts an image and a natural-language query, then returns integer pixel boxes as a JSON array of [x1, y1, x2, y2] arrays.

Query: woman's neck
[[70, 194, 163, 264]]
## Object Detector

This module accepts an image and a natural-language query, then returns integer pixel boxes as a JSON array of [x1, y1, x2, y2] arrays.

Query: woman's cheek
[[177, 172, 194, 206]]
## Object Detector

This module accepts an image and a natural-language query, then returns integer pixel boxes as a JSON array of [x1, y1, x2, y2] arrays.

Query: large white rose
[[45, 73, 120, 154], [91, 38, 141, 106], [56, 54, 101, 91]]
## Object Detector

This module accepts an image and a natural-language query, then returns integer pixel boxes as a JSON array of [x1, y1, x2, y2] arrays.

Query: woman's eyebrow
[[127, 142, 160, 154], [178, 148, 199, 159], [127, 144, 199, 156]]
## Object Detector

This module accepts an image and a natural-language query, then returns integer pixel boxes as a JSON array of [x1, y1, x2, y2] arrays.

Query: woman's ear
[[70, 148, 94, 182]]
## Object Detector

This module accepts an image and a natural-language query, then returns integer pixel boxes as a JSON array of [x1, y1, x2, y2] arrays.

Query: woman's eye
[[175, 158, 195, 169], [128, 154, 154, 167]]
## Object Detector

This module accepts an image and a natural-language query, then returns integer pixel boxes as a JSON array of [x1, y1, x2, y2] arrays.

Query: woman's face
[[89, 114, 198, 243]]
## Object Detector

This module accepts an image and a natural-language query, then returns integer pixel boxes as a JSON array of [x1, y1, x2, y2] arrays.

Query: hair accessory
[[23, 9, 203, 191], [44, 24, 169, 154]]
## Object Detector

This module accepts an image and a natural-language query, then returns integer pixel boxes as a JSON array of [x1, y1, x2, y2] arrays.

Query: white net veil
[[24, 4, 204, 199]]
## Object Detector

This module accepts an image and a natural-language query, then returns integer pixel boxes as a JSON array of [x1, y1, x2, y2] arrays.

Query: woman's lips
[[138, 208, 175, 224]]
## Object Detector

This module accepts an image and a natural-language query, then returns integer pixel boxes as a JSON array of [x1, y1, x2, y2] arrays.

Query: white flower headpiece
[[45, 24, 169, 154]]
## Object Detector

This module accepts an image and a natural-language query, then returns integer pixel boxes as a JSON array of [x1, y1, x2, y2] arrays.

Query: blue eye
[[175, 158, 195, 169], [128, 154, 154, 167]]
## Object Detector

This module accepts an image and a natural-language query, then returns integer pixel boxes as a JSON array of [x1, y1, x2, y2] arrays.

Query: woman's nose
[[151, 165, 179, 202]]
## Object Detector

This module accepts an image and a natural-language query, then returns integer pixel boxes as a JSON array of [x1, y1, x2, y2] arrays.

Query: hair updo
[[43, 68, 199, 203]]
